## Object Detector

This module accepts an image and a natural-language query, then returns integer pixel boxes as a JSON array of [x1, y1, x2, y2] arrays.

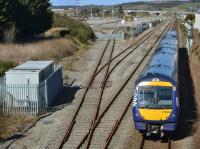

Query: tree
[[0, 0, 15, 38], [14, 0, 53, 35], [185, 14, 195, 23], [0, 0, 53, 39], [118, 5, 124, 18]]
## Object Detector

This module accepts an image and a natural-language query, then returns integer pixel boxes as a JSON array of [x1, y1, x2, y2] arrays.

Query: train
[[132, 30, 179, 138]]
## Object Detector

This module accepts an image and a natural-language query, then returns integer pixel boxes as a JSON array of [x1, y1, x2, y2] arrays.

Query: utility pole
[[75, 0, 79, 19], [90, 4, 93, 18], [112, 6, 114, 19]]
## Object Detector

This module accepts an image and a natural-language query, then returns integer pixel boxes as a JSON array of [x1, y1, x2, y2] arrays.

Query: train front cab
[[133, 80, 179, 137]]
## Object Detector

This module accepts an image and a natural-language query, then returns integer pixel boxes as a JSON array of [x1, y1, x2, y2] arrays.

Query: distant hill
[[51, 1, 200, 12]]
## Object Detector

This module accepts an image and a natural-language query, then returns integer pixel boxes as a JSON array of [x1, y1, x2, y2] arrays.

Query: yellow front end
[[138, 109, 172, 121], [138, 81, 173, 121]]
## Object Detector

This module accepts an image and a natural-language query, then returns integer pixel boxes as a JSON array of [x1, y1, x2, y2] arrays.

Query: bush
[[44, 27, 69, 38], [53, 14, 95, 43], [0, 0, 15, 39], [0, 61, 15, 77], [185, 14, 195, 23], [0, 0, 53, 39], [180, 24, 187, 36], [3, 25, 18, 43]]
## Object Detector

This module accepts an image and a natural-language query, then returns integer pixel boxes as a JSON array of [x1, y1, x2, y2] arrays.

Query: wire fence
[[0, 83, 45, 116], [0, 68, 63, 116]]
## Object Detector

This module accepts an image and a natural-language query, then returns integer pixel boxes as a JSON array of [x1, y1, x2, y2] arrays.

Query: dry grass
[[0, 38, 77, 63], [44, 27, 69, 38], [190, 29, 200, 147], [0, 112, 35, 140], [0, 38, 81, 141]]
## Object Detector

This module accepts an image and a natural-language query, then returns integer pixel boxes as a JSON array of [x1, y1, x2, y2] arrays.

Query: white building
[[194, 13, 200, 32]]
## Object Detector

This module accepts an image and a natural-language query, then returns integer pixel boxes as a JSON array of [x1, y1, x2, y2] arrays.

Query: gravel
[[0, 18, 175, 149]]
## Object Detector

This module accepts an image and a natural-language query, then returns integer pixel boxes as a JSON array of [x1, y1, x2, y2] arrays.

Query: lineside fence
[[0, 67, 63, 116]]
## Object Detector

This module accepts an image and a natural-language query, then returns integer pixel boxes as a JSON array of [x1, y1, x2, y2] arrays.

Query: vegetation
[[118, 5, 124, 18], [0, 112, 34, 140], [0, 61, 15, 77], [53, 14, 95, 43], [0, 39, 77, 63], [185, 14, 195, 23], [0, 0, 14, 39], [180, 24, 187, 36], [0, 0, 52, 40]]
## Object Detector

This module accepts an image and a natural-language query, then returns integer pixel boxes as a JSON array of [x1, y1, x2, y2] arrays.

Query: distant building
[[194, 12, 200, 32], [65, 8, 76, 17], [52, 8, 76, 17], [52, 9, 65, 15]]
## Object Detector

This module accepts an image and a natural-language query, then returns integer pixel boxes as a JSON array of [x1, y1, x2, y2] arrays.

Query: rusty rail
[[57, 28, 120, 149], [79, 21, 174, 148], [58, 20, 173, 149], [102, 21, 175, 149]]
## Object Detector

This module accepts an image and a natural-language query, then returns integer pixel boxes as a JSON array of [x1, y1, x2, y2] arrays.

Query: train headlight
[[171, 114, 176, 117], [161, 125, 164, 130]]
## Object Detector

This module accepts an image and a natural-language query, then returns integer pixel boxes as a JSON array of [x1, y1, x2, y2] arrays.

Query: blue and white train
[[132, 30, 179, 137]]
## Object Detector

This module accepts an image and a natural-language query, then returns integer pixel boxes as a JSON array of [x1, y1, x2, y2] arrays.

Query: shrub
[[3, 25, 18, 43], [180, 24, 187, 36], [0, 0, 53, 39], [0, 0, 15, 39], [12, 0, 53, 36], [53, 14, 95, 43], [0, 61, 15, 77], [185, 14, 195, 23], [45, 27, 69, 38]]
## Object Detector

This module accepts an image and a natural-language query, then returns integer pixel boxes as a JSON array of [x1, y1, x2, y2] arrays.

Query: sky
[[50, 0, 151, 6]]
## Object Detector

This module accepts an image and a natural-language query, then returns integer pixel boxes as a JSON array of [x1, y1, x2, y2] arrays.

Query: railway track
[[57, 28, 120, 149], [80, 21, 174, 149], [138, 21, 176, 149], [58, 20, 174, 149], [140, 136, 172, 149]]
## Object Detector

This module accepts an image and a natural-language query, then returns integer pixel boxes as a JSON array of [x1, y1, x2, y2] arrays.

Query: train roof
[[136, 30, 178, 84]]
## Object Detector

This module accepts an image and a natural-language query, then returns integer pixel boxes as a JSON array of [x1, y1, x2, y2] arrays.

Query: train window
[[138, 86, 173, 108], [157, 87, 172, 100], [138, 86, 155, 108], [156, 87, 173, 108]]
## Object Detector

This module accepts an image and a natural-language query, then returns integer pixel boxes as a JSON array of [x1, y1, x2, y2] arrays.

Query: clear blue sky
[[50, 0, 149, 6]]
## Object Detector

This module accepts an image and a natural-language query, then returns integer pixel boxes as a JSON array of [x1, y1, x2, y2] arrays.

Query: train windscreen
[[138, 86, 173, 109]]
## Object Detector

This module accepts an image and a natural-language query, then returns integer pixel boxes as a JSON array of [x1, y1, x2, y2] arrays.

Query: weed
[[0, 38, 77, 63], [0, 61, 15, 77], [53, 14, 95, 43], [0, 112, 34, 140]]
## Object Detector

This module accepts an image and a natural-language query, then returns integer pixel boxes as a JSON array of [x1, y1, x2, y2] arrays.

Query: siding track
[[58, 20, 175, 149]]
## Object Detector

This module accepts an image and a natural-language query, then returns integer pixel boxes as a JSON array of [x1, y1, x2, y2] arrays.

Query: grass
[[0, 38, 79, 140], [0, 112, 35, 140], [53, 14, 95, 43], [190, 29, 200, 147], [44, 27, 69, 38], [0, 38, 78, 63], [0, 13, 94, 141], [0, 61, 15, 77], [192, 29, 200, 57], [180, 24, 187, 37]]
